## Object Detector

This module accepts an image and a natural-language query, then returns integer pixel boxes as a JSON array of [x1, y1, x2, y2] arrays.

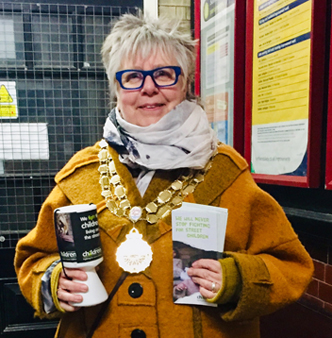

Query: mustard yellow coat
[[15, 142, 313, 338]]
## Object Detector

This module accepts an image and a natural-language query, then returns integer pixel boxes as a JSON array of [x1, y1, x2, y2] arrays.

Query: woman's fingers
[[59, 277, 89, 293], [58, 268, 88, 289], [188, 269, 221, 283], [59, 301, 81, 312], [186, 259, 223, 299], [57, 288, 83, 311], [199, 285, 218, 299], [191, 259, 222, 274], [187, 259, 222, 279], [190, 276, 221, 299], [61, 268, 88, 281], [191, 276, 221, 292], [187, 265, 222, 284], [57, 268, 88, 311]]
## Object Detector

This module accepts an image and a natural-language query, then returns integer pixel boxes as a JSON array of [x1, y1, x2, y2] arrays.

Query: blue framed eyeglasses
[[115, 66, 182, 90]]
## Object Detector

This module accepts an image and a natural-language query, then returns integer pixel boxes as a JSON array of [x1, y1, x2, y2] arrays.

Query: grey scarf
[[103, 100, 218, 194]]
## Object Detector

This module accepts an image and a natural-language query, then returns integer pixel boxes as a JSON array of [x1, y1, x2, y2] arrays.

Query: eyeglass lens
[[121, 67, 177, 89]]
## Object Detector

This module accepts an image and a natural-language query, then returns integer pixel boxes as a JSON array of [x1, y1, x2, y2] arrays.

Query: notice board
[[195, 0, 246, 153], [245, 0, 327, 187]]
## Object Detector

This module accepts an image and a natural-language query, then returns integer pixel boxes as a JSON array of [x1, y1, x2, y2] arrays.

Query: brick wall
[[260, 232, 332, 338], [300, 234, 332, 317], [159, 0, 191, 32]]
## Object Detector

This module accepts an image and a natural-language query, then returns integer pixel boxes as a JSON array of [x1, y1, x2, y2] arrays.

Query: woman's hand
[[186, 259, 223, 299], [57, 268, 88, 312]]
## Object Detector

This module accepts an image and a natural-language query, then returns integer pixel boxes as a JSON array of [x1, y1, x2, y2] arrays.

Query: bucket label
[[55, 208, 103, 263]]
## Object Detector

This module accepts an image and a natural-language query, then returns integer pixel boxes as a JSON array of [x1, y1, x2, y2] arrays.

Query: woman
[[15, 14, 313, 338]]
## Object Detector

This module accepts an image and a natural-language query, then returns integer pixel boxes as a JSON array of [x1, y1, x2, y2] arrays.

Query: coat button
[[128, 283, 143, 298], [131, 329, 146, 338]]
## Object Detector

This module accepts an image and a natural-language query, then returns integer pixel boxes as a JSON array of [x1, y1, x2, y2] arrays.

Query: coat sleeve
[[216, 173, 314, 322], [14, 185, 70, 319]]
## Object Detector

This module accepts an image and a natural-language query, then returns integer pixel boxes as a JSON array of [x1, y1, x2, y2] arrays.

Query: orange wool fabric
[[14, 141, 314, 338]]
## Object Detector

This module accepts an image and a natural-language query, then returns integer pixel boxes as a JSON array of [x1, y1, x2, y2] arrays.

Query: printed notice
[[251, 0, 311, 175], [0, 81, 18, 119], [201, 1, 235, 145]]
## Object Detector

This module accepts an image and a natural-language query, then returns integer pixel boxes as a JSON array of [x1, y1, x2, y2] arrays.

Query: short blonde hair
[[101, 13, 196, 100]]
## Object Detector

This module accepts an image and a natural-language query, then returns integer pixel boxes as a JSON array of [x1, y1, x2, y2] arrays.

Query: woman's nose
[[141, 75, 159, 95]]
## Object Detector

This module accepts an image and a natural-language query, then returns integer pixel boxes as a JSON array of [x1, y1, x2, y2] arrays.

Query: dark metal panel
[[0, 277, 58, 337]]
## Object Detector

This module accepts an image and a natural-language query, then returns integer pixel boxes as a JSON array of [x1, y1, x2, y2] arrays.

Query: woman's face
[[116, 52, 187, 127]]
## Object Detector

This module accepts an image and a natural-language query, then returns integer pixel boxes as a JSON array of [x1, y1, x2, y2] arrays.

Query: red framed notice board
[[245, 0, 327, 187], [326, 9, 332, 190], [195, 0, 246, 154]]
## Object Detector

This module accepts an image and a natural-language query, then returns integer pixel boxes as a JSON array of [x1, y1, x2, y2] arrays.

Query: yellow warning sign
[[0, 81, 18, 119], [0, 85, 13, 103]]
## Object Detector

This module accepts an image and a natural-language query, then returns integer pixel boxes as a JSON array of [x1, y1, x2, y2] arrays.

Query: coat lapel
[[193, 144, 248, 206]]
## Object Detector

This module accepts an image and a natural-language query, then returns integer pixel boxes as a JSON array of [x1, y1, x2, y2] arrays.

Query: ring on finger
[[211, 282, 216, 292]]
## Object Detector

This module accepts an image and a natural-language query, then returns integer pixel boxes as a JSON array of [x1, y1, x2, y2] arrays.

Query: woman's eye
[[125, 72, 143, 82], [154, 69, 173, 79]]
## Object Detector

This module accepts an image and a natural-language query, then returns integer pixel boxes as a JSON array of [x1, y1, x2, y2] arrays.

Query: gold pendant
[[116, 228, 153, 273]]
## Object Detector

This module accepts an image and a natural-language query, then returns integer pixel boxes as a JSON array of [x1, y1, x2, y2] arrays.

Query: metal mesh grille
[[0, 2, 139, 248]]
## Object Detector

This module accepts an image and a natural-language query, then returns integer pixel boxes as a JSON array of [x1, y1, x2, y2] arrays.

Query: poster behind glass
[[251, 0, 311, 176], [200, 0, 235, 145]]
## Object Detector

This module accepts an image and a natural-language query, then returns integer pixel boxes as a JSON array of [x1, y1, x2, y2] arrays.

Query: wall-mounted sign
[[200, 1, 234, 145], [196, 0, 245, 153], [251, 0, 311, 176], [0, 81, 18, 119], [0, 123, 49, 160], [245, 0, 326, 187]]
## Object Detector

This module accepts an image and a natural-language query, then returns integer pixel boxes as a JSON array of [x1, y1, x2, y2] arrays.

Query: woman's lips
[[139, 103, 165, 109]]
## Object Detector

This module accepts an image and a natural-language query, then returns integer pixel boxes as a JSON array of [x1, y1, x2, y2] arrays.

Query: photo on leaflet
[[173, 241, 219, 302]]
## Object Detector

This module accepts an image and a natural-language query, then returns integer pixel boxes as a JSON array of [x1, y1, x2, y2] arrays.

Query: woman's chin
[[134, 111, 168, 127]]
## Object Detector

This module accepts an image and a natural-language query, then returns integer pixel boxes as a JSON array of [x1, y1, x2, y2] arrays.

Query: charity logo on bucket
[[54, 204, 103, 264]]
